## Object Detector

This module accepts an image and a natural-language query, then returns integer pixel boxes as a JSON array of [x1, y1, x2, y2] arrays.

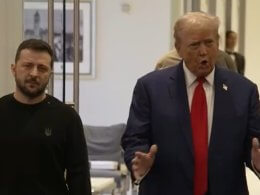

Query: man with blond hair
[[122, 12, 260, 195]]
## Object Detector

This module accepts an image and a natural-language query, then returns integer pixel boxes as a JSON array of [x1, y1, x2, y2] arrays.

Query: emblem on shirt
[[222, 83, 228, 91], [45, 128, 52, 136]]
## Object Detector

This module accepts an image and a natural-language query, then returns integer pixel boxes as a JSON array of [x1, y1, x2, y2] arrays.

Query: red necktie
[[191, 78, 208, 195]]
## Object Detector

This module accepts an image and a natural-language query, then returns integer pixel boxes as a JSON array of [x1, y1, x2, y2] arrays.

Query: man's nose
[[29, 66, 39, 76], [199, 44, 207, 56]]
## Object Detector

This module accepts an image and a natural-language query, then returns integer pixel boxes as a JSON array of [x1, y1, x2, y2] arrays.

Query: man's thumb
[[252, 138, 259, 150], [148, 144, 158, 158]]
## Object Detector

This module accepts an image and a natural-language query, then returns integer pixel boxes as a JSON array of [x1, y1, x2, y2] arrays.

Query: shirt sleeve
[[65, 108, 91, 195], [251, 160, 260, 179], [247, 84, 260, 179], [121, 79, 152, 179]]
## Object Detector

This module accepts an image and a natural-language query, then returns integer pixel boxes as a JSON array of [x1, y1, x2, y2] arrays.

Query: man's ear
[[11, 64, 15, 75], [49, 70, 53, 77], [175, 43, 182, 58]]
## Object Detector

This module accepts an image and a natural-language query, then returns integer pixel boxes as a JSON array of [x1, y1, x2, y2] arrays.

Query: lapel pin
[[222, 84, 228, 91], [45, 128, 52, 136]]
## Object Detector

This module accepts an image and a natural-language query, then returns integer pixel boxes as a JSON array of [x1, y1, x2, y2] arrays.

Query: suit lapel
[[168, 66, 234, 156], [168, 63, 194, 156], [209, 68, 232, 149]]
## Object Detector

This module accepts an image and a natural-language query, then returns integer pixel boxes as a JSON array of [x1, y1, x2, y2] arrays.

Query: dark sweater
[[0, 94, 91, 195]]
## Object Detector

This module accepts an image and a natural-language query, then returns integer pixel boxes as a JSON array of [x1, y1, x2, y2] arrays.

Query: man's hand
[[132, 144, 158, 180], [252, 137, 260, 171]]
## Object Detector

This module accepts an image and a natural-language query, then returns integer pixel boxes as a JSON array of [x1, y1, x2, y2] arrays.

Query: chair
[[83, 123, 130, 195]]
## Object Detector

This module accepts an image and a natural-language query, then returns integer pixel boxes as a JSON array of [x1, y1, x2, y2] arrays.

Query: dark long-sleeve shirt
[[0, 94, 91, 195]]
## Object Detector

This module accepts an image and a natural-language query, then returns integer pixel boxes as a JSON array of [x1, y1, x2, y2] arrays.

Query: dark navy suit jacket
[[122, 62, 260, 195]]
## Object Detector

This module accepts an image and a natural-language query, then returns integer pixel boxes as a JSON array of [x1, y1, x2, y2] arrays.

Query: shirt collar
[[183, 61, 215, 87]]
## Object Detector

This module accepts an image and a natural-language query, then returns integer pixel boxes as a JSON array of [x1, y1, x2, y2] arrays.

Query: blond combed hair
[[174, 12, 220, 46]]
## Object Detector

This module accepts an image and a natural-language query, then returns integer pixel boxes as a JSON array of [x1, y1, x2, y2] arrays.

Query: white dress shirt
[[183, 62, 215, 143]]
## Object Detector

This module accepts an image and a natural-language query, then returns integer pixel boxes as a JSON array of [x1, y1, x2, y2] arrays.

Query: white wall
[[53, 0, 172, 125], [0, 0, 7, 96], [0, 0, 22, 97], [245, 0, 260, 88], [79, 0, 171, 125]]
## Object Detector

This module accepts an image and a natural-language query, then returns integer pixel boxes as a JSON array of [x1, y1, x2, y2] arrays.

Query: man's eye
[[23, 64, 33, 69], [38, 66, 49, 72], [205, 40, 214, 46], [189, 42, 199, 49]]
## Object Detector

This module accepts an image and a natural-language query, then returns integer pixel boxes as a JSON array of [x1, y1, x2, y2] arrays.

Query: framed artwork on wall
[[23, 0, 96, 78]]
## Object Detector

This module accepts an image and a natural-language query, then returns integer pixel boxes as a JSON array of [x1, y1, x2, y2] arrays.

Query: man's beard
[[15, 76, 48, 99]]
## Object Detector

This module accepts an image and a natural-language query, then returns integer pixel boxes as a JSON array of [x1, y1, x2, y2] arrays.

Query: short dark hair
[[15, 39, 54, 68]]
